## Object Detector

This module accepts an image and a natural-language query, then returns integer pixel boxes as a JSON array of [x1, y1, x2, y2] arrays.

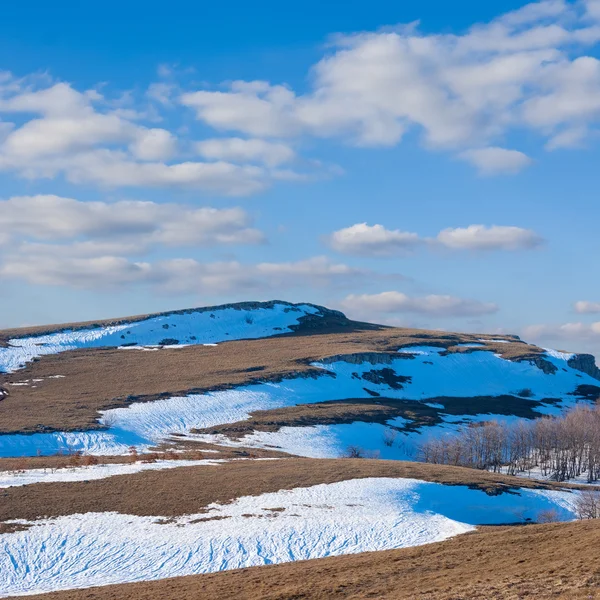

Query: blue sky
[[1, 0, 600, 357]]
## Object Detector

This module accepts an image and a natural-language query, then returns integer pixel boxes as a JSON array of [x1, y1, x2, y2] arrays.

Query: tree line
[[419, 403, 600, 483]]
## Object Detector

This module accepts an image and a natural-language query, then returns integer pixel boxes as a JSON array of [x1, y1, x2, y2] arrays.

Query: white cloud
[[340, 291, 498, 317], [0, 195, 264, 250], [327, 223, 543, 255], [458, 147, 533, 175], [328, 223, 421, 256], [180, 2, 600, 168], [60, 151, 269, 194], [1, 1, 600, 195], [574, 300, 600, 314], [524, 322, 600, 341], [181, 82, 300, 138], [522, 320, 600, 357], [0, 80, 303, 195], [0, 249, 367, 293], [436, 225, 544, 250], [195, 137, 295, 167], [129, 128, 177, 161]]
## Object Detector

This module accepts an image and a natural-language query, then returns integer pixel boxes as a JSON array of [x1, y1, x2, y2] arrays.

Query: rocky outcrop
[[568, 354, 600, 381], [529, 356, 558, 375]]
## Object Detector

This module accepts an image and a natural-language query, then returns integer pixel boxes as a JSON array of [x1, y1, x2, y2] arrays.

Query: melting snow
[[0, 477, 579, 596], [0, 459, 226, 488], [0, 303, 320, 373], [1, 346, 597, 458]]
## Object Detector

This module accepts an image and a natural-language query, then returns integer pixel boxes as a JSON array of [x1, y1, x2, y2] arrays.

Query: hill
[[0, 300, 599, 598]]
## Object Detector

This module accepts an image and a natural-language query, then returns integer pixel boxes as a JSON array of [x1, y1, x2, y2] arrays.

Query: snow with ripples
[[0, 477, 579, 597]]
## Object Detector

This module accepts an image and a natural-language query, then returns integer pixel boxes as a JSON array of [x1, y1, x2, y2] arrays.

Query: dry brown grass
[[13, 520, 600, 600], [0, 327, 541, 434], [0, 458, 592, 525], [0, 444, 284, 472], [192, 401, 405, 438], [193, 394, 564, 440]]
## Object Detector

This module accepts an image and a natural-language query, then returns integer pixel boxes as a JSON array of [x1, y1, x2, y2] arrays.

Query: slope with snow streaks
[[1, 345, 598, 458], [0, 302, 324, 373], [0, 477, 579, 597]]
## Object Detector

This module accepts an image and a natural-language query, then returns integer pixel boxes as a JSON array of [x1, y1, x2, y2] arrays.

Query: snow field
[[0, 303, 320, 373], [1, 345, 597, 458], [0, 477, 579, 596], [0, 459, 228, 488]]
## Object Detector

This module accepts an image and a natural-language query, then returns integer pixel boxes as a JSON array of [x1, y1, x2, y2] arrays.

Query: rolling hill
[[1, 300, 599, 599]]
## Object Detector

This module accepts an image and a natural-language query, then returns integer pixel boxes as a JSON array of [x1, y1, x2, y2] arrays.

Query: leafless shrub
[[344, 445, 366, 458], [67, 451, 83, 467], [81, 454, 99, 467], [11, 458, 27, 474], [382, 428, 398, 447], [537, 509, 561, 523], [100, 412, 118, 428], [575, 490, 600, 520], [127, 446, 139, 463], [142, 452, 160, 463]]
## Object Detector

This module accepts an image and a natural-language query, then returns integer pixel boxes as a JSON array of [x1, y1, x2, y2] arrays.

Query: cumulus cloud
[[1, 2, 600, 194], [436, 225, 544, 250], [328, 223, 421, 256], [180, 1, 600, 168], [0, 80, 304, 195], [0, 195, 265, 251], [0, 248, 369, 293], [195, 137, 295, 167], [523, 320, 600, 357], [340, 291, 498, 317], [328, 223, 543, 255], [574, 300, 600, 314], [457, 147, 533, 175], [523, 322, 600, 346]]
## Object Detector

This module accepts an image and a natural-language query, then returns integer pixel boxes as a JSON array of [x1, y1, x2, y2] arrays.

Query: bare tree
[[575, 490, 600, 520], [344, 445, 365, 458], [420, 403, 600, 484]]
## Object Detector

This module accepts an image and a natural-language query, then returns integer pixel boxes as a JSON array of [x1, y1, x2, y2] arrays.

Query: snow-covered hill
[[0, 301, 340, 373], [0, 302, 598, 459]]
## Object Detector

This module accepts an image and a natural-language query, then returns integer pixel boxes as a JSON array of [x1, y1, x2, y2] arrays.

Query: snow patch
[[0, 477, 579, 596], [2, 345, 598, 458], [0, 459, 226, 488], [0, 303, 320, 373]]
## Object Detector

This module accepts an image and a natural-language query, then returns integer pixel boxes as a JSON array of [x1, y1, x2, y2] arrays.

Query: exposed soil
[[13, 520, 600, 600], [0, 458, 591, 525], [0, 326, 543, 435]]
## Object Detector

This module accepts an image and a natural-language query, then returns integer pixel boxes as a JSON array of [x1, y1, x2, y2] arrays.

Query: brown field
[[0, 458, 592, 525], [13, 519, 600, 600], [0, 325, 542, 434]]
